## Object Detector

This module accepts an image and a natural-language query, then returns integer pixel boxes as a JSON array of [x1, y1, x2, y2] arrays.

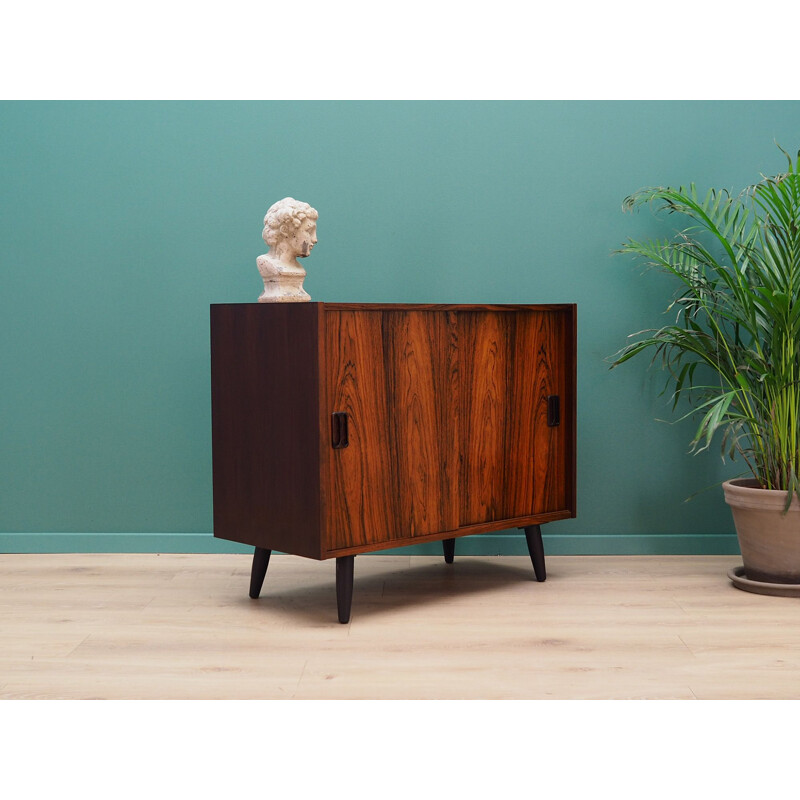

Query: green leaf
[[612, 144, 800, 492]]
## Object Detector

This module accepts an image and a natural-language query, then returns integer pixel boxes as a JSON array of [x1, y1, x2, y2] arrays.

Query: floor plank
[[2, 553, 799, 699]]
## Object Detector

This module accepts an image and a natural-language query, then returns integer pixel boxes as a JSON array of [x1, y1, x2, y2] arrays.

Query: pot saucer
[[728, 566, 800, 598]]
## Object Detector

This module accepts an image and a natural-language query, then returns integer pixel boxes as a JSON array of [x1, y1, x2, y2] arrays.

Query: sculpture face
[[290, 218, 317, 259]]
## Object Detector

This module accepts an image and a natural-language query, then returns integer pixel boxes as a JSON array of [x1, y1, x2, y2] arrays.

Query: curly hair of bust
[[262, 198, 319, 246]]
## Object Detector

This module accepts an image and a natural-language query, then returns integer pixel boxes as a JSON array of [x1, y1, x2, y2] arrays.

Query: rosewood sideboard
[[210, 303, 576, 622]]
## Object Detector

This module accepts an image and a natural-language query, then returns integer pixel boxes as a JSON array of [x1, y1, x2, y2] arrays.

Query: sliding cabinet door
[[459, 308, 569, 526], [325, 309, 459, 551]]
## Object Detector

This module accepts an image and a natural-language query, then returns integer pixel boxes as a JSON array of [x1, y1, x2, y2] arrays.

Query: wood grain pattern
[[210, 304, 322, 558], [323, 509, 573, 558], [460, 309, 570, 525], [325, 311, 396, 550], [526, 311, 565, 515], [325, 310, 458, 551], [506, 311, 539, 516], [322, 303, 575, 312], [211, 303, 576, 563], [385, 310, 459, 537], [459, 311, 510, 525]]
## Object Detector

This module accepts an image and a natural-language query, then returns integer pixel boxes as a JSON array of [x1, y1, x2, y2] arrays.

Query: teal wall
[[2, 101, 799, 554]]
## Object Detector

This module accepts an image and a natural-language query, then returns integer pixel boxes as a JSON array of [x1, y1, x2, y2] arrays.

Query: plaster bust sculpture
[[257, 197, 318, 303]]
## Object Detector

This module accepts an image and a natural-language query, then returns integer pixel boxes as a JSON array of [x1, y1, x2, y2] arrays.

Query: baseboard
[[0, 532, 741, 556]]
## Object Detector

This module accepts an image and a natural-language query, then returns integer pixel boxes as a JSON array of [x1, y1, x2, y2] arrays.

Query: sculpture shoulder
[[257, 253, 279, 277]]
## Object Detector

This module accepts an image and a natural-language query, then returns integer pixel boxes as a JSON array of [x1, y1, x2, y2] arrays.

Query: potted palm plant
[[612, 146, 800, 596]]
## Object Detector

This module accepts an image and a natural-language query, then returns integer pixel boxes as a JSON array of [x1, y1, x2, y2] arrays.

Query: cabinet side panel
[[210, 304, 321, 558], [565, 305, 577, 517]]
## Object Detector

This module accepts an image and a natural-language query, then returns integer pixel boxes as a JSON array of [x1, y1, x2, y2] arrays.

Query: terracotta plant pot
[[723, 478, 800, 584]]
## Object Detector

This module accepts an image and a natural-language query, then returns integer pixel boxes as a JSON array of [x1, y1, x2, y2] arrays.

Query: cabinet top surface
[[211, 302, 576, 311]]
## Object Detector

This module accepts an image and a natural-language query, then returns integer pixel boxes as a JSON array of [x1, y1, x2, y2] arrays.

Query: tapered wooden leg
[[442, 538, 456, 564], [249, 547, 271, 598], [522, 525, 546, 582], [336, 555, 355, 624]]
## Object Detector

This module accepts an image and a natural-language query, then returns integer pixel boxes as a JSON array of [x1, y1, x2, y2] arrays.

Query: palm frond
[[613, 144, 800, 498]]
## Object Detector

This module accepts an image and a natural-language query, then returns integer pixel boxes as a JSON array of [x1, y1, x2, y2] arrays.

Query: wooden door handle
[[547, 395, 560, 427], [331, 412, 349, 449]]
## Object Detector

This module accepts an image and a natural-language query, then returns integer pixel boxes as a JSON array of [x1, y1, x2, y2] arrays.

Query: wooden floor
[[2, 552, 800, 699]]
